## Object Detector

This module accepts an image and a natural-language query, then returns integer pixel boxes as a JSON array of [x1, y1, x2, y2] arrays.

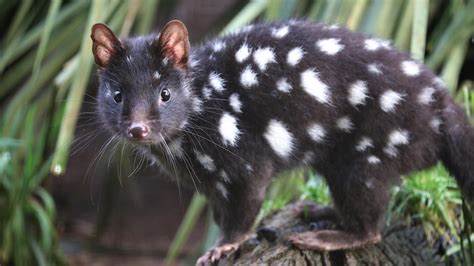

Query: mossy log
[[217, 201, 445, 265]]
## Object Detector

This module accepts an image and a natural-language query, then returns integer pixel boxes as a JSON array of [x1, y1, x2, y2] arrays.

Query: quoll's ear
[[157, 20, 190, 69], [91, 23, 122, 67]]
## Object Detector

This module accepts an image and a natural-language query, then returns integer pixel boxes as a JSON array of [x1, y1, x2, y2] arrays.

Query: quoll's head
[[91, 20, 192, 144]]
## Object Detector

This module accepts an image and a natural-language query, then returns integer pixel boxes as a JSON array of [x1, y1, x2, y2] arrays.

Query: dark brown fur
[[91, 20, 474, 263]]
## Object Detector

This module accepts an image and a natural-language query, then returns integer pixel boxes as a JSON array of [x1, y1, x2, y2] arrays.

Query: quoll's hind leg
[[289, 170, 392, 251]]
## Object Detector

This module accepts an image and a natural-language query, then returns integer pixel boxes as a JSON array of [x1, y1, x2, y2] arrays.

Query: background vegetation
[[0, 0, 473, 265]]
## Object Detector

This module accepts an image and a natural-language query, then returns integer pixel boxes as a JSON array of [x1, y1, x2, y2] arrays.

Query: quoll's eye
[[113, 90, 122, 103], [161, 88, 171, 102]]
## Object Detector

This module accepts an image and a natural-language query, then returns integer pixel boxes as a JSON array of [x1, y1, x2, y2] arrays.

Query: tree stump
[[217, 201, 445, 265]]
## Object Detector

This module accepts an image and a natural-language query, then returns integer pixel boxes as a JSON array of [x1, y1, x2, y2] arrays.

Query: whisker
[[160, 134, 182, 202]]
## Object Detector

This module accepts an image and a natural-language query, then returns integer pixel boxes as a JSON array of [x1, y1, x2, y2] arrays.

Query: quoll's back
[[187, 21, 443, 176]]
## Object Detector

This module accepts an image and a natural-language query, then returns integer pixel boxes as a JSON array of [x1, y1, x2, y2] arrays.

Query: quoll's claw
[[196, 243, 239, 265]]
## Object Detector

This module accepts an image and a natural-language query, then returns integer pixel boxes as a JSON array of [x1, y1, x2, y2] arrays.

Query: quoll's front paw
[[196, 243, 239, 266], [288, 230, 381, 252]]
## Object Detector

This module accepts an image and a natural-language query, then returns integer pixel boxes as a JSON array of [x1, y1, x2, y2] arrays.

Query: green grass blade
[[426, 1, 474, 69], [220, 0, 269, 35], [31, 0, 62, 73], [307, 0, 325, 20], [36, 188, 56, 221], [346, 0, 368, 30], [164, 194, 207, 266], [440, 42, 469, 93], [265, 0, 284, 21], [411, 0, 429, 61], [1, 0, 33, 47], [0, 1, 88, 72], [321, 0, 340, 23], [394, 0, 413, 50], [136, 0, 160, 34], [50, 0, 120, 175], [27, 199, 53, 255], [30, 239, 48, 266], [120, 0, 142, 36], [360, 0, 384, 34]]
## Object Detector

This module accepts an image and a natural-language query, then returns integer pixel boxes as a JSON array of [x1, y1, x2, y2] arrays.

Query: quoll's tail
[[441, 98, 474, 205]]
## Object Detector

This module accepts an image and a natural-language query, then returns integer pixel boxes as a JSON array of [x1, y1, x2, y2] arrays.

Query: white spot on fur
[[245, 164, 253, 172], [194, 150, 216, 171], [383, 146, 397, 157], [348, 80, 369, 107], [236, 43, 252, 63], [384, 129, 410, 157], [264, 119, 295, 159], [192, 97, 203, 113], [301, 69, 331, 104], [364, 39, 380, 51], [302, 151, 315, 165], [307, 123, 326, 143], [433, 77, 446, 88], [418, 87, 435, 105], [430, 117, 442, 133], [229, 93, 242, 113], [253, 47, 276, 71], [271, 26, 289, 38], [216, 181, 229, 200], [336, 116, 354, 132], [179, 120, 188, 129], [209, 72, 225, 92], [276, 78, 293, 93], [364, 39, 390, 51], [323, 24, 340, 30], [219, 112, 240, 146], [365, 179, 374, 188], [356, 136, 374, 152], [153, 71, 161, 79], [240, 25, 254, 33], [212, 41, 226, 52], [401, 61, 421, 76], [287, 47, 304, 66], [380, 90, 405, 112], [316, 38, 344, 55], [367, 155, 381, 164], [202, 86, 212, 99], [368, 63, 382, 74], [240, 65, 258, 87], [390, 130, 410, 145], [188, 55, 199, 68], [162, 57, 169, 66], [220, 170, 231, 183], [169, 138, 184, 158], [182, 80, 192, 97]]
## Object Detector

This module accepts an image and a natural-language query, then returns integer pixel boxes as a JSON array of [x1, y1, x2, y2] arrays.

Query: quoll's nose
[[127, 122, 150, 140]]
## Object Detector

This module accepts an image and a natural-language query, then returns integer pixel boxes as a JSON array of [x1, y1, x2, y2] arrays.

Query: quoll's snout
[[127, 122, 150, 140]]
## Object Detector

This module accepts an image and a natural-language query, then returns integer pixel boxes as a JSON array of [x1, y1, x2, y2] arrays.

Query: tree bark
[[217, 201, 444, 265]]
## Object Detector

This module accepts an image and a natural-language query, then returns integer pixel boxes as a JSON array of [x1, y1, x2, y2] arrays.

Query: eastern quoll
[[90, 20, 474, 264]]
